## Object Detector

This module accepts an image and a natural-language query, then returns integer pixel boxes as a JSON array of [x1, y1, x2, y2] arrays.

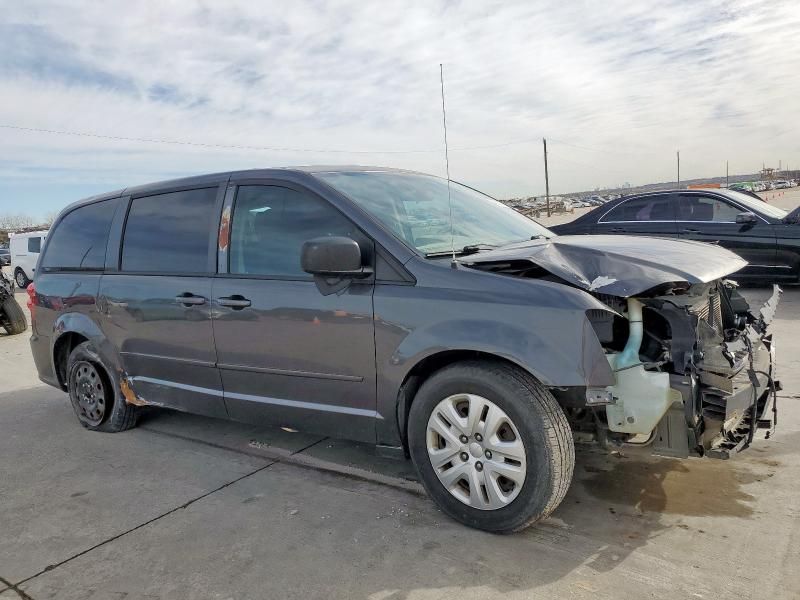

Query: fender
[[392, 315, 612, 388], [374, 309, 615, 448], [51, 312, 126, 397]]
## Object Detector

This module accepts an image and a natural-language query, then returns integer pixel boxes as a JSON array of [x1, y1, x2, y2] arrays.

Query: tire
[[66, 341, 138, 432], [0, 296, 27, 335], [14, 269, 30, 289], [408, 360, 574, 533]]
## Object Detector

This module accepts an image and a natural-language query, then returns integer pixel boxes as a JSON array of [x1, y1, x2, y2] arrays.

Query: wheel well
[[53, 332, 89, 390], [396, 350, 534, 450]]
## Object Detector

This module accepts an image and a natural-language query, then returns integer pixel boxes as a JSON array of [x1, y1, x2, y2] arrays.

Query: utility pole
[[543, 138, 551, 217], [726, 160, 729, 188], [677, 150, 680, 188]]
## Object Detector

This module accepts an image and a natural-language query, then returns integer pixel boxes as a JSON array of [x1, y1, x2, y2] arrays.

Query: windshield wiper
[[425, 243, 498, 258]]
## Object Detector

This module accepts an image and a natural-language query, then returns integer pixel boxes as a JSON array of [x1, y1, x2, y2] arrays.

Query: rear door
[[99, 184, 227, 417], [211, 180, 377, 442], [675, 192, 777, 278], [593, 194, 678, 237]]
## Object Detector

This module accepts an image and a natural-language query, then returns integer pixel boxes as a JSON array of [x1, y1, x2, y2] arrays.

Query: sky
[[1, 0, 798, 219]]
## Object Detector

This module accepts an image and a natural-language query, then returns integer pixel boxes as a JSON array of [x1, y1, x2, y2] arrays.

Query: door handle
[[610, 227, 627, 233], [218, 295, 251, 309], [682, 228, 701, 234], [175, 294, 206, 306]]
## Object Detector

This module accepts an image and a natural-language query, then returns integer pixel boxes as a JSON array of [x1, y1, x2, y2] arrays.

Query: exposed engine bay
[[464, 235, 781, 459], [580, 281, 780, 458]]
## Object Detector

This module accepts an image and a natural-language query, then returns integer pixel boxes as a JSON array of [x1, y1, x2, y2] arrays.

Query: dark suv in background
[[29, 167, 778, 532]]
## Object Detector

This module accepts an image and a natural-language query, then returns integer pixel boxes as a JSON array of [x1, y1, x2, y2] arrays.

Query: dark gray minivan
[[30, 167, 778, 532]]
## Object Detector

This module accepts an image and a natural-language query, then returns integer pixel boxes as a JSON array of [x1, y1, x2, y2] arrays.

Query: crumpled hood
[[464, 234, 747, 297]]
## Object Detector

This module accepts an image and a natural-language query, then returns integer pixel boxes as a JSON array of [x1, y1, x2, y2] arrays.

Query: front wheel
[[408, 361, 574, 533]]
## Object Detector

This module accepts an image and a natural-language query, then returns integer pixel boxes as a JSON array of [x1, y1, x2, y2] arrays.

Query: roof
[[57, 166, 433, 216]]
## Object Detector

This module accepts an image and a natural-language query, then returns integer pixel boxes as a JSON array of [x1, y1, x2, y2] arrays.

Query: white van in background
[[10, 230, 48, 288]]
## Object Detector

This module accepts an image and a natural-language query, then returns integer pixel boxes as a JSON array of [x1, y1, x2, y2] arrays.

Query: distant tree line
[[0, 212, 56, 231], [0, 213, 55, 246]]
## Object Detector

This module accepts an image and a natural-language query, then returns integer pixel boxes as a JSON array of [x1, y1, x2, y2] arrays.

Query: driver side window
[[677, 195, 741, 222], [229, 185, 365, 278]]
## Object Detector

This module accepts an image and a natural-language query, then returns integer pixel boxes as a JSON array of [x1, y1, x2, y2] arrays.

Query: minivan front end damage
[[584, 284, 780, 458], [464, 235, 780, 459]]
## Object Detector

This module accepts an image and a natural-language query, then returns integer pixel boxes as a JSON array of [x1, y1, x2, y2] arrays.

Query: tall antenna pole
[[677, 150, 680, 188], [439, 63, 456, 267], [543, 138, 551, 217], [726, 160, 729, 188]]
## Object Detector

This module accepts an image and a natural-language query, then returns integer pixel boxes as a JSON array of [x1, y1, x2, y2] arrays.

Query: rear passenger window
[[28, 237, 42, 253], [602, 195, 675, 222], [229, 186, 360, 278], [122, 187, 218, 273], [41, 200, 118, 271]]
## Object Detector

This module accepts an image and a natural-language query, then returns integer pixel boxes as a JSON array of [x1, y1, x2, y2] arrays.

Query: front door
[[593, 193, 678, 238], [212, 183, 378, 442], [99, 186, 226, 417], [675, 193, 777, 279]]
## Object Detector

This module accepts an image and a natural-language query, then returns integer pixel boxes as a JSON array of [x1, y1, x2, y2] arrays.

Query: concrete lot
[[1, 189, 799, 599]]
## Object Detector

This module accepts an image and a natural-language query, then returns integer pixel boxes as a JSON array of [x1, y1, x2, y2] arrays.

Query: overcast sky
[[1, 0, 798, 218]]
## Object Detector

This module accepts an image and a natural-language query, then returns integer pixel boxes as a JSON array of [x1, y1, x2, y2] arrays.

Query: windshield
[[316, 171, 553, 255], [723, 190, 787, 219]]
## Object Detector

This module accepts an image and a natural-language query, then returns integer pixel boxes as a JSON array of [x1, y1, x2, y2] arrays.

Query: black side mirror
[[301, 236, 371, 277], [735, 212, 757, 224]]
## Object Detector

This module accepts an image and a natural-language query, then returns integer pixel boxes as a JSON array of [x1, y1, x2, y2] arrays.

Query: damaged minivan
[[29, 167, 779, 532]]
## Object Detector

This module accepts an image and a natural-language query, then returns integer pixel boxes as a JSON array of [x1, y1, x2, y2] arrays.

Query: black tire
[[1, 296, 27, 335], [66, 341, 138, 432], [14, 269, 30, 289], [408, 360, 574, 533]]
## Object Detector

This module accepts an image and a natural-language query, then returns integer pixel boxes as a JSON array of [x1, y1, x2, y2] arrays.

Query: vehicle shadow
[[353, 445, 765, 599], [139, 409, 764, 597]]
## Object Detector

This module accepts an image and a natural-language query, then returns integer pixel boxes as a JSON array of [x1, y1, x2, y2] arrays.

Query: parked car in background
[[551, 188, 800, 283], [0, 247, 10, 266], [28, 167, 778, 533], [9, 230, 48, 288]]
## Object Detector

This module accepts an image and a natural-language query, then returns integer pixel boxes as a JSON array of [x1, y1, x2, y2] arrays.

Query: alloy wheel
[[426, 393, 527, 510], [15, 271, 25, 287]]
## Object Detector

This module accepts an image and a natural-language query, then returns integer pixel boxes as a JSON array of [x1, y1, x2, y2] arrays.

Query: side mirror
[[735, 212, 757, 224], [301, 236, 370, 277]]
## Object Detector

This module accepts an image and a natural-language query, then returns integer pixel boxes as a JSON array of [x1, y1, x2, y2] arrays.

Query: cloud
[[0, 0, 798, 215]]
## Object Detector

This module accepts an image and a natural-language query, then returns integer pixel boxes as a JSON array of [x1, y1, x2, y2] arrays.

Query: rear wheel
[[14, 269, 30, 289], [408, 360, 574, 533], [67, 342, 138, 432], [0, 296, 27, 335]]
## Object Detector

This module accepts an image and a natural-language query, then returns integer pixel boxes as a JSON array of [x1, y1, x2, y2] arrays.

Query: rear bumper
[[30, 333, 59, 388]]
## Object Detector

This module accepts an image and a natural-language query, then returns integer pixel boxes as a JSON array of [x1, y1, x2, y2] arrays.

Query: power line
[[0, 123, 440, 155], [0, 123, 552, 155]]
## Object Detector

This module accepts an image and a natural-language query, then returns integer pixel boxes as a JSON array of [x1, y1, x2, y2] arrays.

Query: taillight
[[26, 282, 37, 319]]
